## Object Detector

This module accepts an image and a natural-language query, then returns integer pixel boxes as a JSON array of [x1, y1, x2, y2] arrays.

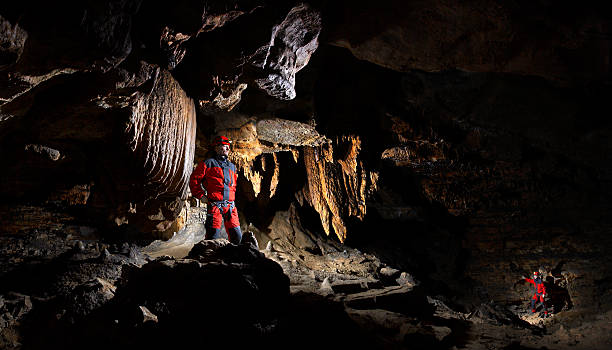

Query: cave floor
[[257, 241, 612, 350], [133, 207, 612, 350], [2, 206, 611, 350]]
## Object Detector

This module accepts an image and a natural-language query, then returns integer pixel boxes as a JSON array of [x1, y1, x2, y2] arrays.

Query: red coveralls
[[189, 155, 242, 243], [525, 276, 547, 313]]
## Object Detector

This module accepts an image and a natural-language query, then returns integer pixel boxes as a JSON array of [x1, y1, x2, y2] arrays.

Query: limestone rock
[[0, 0, 139, 120], [396, 272, 418, 287], [256, 118, 326, 146], [330, 279, 369, 294], [65, 278, 117, 319], [136, 0, 263, 69], [379, 267, 400, 276], [126, 69, 196, 200], [138, 305, 158, 323], [0, 229, 290, 348], [199, 82, 248, 113], [320, 277, 333, 295], [346, 308, 444, 347], [301, 136, 374, 242], [251, 4, 321, 100], [327, 0, 612, 82], [105, 242, 289, 347], [209, 112, 327, 199], [171, 2, 320, 102], [0, 292, 33, 348], [0, 15, 27, 71], [117, 69, 196, 234]]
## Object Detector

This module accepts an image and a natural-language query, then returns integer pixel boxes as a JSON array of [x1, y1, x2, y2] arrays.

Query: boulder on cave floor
[[0, 234, 291, 349], [79, 240, 290, 348]]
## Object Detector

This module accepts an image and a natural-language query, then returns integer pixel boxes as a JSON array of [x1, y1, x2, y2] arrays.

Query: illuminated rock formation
[[300, 136, 373, 242]]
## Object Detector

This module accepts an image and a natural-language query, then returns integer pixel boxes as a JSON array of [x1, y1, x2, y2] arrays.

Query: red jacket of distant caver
[[189, 155, 238, 202], [525, 277, 546, 297]]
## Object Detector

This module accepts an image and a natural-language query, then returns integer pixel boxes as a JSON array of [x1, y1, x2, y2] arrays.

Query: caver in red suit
[[189, 136, 242, 243], [525, 271, 548, 315]]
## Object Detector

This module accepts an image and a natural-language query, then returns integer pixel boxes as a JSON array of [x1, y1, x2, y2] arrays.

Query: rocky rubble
[[264, 233, 612, 349], [1, 202, 611, 349], [0, 231, 290, 349]]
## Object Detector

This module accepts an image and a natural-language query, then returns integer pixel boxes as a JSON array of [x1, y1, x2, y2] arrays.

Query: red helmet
[[533, 271, 539, 277], [211, 135, 232, 146]]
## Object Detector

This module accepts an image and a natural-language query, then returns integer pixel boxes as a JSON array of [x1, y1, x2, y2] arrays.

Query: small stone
[[74, 240, 85, 252], [128, 247, 139, 260], [396, 272, 417, 287], [101, 248, 112, 261], [431, 325, 452, 341], [139, 306, 158, 323], [95, 277, 117, 294], [321, 277, 332, 291], [380, 266, 400, 278], [120, 243, 130, 254]]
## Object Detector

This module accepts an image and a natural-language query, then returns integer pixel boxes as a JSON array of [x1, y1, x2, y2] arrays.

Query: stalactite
[[301, 136, 371, 242]]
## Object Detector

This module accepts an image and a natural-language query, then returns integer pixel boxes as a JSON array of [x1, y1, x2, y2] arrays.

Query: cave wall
[[311, 1, 612, 314], [309, 44, 612, 311], [0, 0, 322, 237]]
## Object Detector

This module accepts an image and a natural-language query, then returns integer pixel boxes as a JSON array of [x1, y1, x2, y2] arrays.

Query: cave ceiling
[[3, 0, 609, 237]]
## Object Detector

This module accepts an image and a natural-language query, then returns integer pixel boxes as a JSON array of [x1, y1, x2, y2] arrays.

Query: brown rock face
[[326, 0, 612, 82], [126, 69, 196, 199], [1, 0, 139, 122], [251, 3, 322, 100], [256, 118, 326, 146], [300, 136, 373, 242], [1, 0, 324, 238], [122, 69, 196, 234], [170, 2, 321, 103], [0, 14, 27, 71], [136, 0, 265, 69]]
